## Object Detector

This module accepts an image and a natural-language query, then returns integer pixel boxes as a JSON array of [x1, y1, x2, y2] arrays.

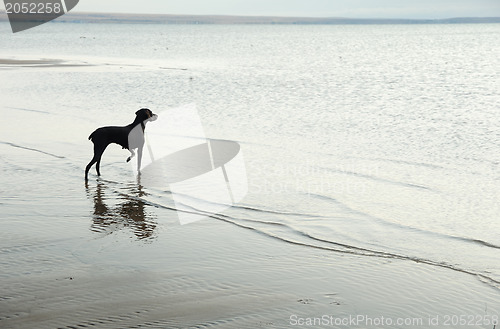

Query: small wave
[[142, 187, 322, 220], [453, 237, 500, 250], [0, 141, 65, 159], [6, 105, 105, 124], [5, 107, 51, 114], [368, 156, 447, 170], [316, 164, 434, 191], [235, 204, 311, 216], [307, 192, 500, 251]]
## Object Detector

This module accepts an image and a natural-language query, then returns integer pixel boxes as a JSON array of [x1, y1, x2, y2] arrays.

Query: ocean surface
[[1, 22, 500, 326]]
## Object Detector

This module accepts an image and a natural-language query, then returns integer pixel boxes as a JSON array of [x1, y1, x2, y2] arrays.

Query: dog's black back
[[85, 108, 157, 181], [89, 126, 130, 150]]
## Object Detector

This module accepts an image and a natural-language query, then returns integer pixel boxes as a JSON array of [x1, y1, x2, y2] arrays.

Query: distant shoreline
[[0, 11, 499, 25]]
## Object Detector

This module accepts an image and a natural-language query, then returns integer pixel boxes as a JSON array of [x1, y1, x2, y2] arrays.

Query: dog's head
[[136, 108, 158, 123]]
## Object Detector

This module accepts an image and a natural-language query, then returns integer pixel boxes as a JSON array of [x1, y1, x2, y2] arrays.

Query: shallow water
[[1, 22, 500, 327]]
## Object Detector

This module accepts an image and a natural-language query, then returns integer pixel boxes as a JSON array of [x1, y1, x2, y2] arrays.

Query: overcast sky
[[74, 0, 500, 19]]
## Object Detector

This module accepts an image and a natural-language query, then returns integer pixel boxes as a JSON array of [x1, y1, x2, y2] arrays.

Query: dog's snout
[[147, 110, 157, 119]]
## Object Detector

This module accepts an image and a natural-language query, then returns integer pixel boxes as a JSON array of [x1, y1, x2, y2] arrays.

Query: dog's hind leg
[[85, 144, 106, 180], [85, 155, 98, 180], [94, 145, 107, 176]]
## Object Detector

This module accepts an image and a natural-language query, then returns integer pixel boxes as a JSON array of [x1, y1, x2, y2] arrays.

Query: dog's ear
[[136, 108, 150, 115]]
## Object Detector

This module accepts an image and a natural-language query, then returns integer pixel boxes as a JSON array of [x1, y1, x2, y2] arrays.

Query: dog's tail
[[88, 130, 96, 142]]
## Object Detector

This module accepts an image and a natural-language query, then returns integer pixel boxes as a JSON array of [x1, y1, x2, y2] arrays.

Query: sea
[[1, 21, 500, 321]]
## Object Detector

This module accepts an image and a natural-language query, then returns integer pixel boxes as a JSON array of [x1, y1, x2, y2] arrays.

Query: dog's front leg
[[126, 149, 135, 163], [137, 146, 143, 173]]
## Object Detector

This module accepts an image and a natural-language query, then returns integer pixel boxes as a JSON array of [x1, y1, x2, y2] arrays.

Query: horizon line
[[1, 11, 499, 25], [1, 10, 500, 20], [54, 11, 500, 21]]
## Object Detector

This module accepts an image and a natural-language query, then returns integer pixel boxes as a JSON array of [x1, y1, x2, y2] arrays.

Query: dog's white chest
[[128, 125, 145, 149]]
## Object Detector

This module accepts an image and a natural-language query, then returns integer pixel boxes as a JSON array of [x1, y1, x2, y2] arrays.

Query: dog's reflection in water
[[87, 179, 157, 240]]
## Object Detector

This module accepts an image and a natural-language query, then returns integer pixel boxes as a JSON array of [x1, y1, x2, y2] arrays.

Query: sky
[[74, 0, 500, 19]]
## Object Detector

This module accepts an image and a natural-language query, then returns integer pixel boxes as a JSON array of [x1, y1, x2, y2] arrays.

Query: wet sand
[[2, 214, 500, 329], [0, 57, 189, 72], [0, 58, 94, 68]]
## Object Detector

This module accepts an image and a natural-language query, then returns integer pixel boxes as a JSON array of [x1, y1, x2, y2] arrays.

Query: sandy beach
[[1, 82, 499, 327], [0, 58, 95, 68]]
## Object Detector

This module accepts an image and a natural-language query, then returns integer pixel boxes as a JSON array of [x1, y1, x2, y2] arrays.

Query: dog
[[85, 108, 158, 181]]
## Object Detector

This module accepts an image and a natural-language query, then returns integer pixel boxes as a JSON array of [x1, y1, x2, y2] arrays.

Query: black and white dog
[[85, 108, 158, 181]]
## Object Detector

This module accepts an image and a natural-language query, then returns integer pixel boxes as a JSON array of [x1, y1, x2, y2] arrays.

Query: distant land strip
[[0, 11, 499, 24]]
